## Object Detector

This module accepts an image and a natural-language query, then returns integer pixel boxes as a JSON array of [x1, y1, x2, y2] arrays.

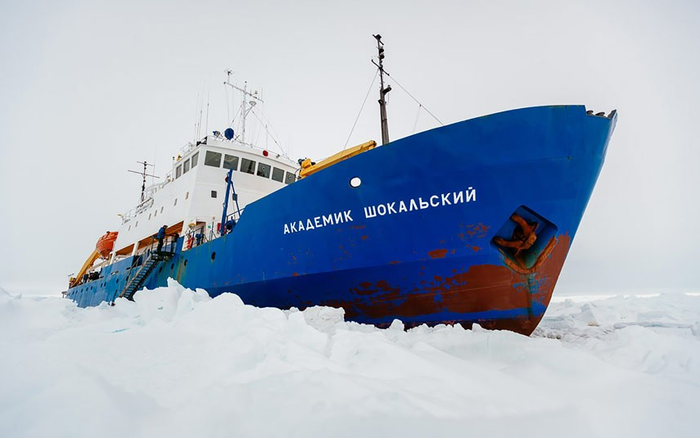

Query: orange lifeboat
[[95, 231, 118, 258]]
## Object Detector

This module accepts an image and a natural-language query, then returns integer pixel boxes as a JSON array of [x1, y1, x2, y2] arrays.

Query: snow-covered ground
[[1, 281, 698, 438]]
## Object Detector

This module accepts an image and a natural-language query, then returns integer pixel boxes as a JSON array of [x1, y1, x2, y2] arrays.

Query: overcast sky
[[1, 0, 698, 295]]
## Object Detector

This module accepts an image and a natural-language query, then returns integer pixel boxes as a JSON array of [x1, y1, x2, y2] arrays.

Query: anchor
[[493, 213, 539, 257]]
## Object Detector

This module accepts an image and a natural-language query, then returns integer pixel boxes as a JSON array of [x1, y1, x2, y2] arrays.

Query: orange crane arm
[[300, 140, 377, 178], [70, 249, 100, 288]]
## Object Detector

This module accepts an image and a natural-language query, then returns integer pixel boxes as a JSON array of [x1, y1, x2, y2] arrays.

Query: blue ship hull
[[67, 105, 616, 335]]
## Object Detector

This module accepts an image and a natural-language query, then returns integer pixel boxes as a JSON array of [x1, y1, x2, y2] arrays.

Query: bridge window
[[241, 158, 256, 175], [183, 159, 190, 174], [191, 152, 199, 167], [257, 163, 271, 178], [211, 190, 217, 198], [223, 154, 239, 170], [205, 151, 222, 167], [272, 167, 284, 182], [176, 164, 182, 179], [285, 171, 296, 184]]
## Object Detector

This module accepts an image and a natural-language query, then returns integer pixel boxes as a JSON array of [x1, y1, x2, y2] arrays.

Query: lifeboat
[[95, 231, 118, 258]]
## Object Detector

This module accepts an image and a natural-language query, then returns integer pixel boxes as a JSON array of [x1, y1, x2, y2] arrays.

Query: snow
[[1, 281, 699, 437]]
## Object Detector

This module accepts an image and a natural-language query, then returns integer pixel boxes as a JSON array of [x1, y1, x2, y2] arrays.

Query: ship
[[65, 35, 617, 336]]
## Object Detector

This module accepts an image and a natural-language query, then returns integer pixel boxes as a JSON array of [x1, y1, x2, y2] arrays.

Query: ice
[[0, 282, 698, 437]]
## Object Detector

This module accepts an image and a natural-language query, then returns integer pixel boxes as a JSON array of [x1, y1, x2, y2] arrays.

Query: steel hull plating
[[67, 105, 615, 335]]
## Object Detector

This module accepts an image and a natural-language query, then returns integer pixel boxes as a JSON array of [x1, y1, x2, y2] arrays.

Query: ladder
[[119, 250, 173, 301]]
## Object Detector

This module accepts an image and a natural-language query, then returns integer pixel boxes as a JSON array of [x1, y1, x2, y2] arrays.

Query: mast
[[128, 161, 159, 203], [241, 81, 247, 144], [224, 75, 264, 146], [372, 34, 392, 145]]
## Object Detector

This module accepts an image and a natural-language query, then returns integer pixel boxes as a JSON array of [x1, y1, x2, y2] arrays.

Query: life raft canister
[[96, 231, 118, 258]]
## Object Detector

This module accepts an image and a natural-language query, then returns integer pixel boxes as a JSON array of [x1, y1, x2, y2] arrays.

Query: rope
[[250, 109, 286, 155], [385, 73, 444, 126], [412, 104, 421, 133], [344, 70, 379, 150], [259, 112, 286, 154]]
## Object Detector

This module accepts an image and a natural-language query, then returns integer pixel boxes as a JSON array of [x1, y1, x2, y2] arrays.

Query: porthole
[[211, 252, 216, 261], [350, 177, 362, 188]]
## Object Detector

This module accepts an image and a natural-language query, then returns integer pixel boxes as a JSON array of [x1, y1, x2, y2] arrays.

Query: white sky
[[1, 0, 698, 295]]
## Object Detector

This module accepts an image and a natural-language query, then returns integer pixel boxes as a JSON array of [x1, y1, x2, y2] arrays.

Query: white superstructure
[[111, 135, 298, 259]]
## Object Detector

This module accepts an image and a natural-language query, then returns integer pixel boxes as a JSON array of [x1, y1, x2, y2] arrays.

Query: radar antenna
[[372, 34, 392, 145], [224, 73, 264, 146], [128, 161, 159, 202]]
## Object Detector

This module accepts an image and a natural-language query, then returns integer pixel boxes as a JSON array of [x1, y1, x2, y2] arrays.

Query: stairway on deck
[[119, 251, 173, 300]]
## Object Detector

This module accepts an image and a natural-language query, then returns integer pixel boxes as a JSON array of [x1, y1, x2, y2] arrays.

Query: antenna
[[224, 73, 264, 147], [225, 70, 233, 122], [128, 161, 160, 202], [205, 81, 211, 138], [372, 34, 392, 145]]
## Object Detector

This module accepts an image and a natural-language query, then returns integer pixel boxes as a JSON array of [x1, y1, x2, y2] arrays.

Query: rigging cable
[[412, 104, 422, 133], [260, 112, 288, 157], [385, 73, 444, 126], [250, 109, 286, 155], [343, 70, 379, 150]]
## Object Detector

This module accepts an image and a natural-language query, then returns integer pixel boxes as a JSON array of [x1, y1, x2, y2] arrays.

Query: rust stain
[[428, 249, 449, 259], [388, 261, 401, 265], [334, 234, 571, 336], [349, 225, 367, 230], [292, 272, 299, 277], [460, 223, 491, 239], [471, 246, 481, 252], [353, 280, 397, 296], [361, 235, 369, 240]]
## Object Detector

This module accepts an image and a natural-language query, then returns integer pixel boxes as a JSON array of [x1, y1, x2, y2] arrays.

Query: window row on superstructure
[[174, 148, 297, 185], [184, 150, 298, 184], [175, 152, 200, 179]]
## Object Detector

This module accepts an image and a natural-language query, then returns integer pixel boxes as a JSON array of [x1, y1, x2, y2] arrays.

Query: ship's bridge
[[111, 135, 298, 259]]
